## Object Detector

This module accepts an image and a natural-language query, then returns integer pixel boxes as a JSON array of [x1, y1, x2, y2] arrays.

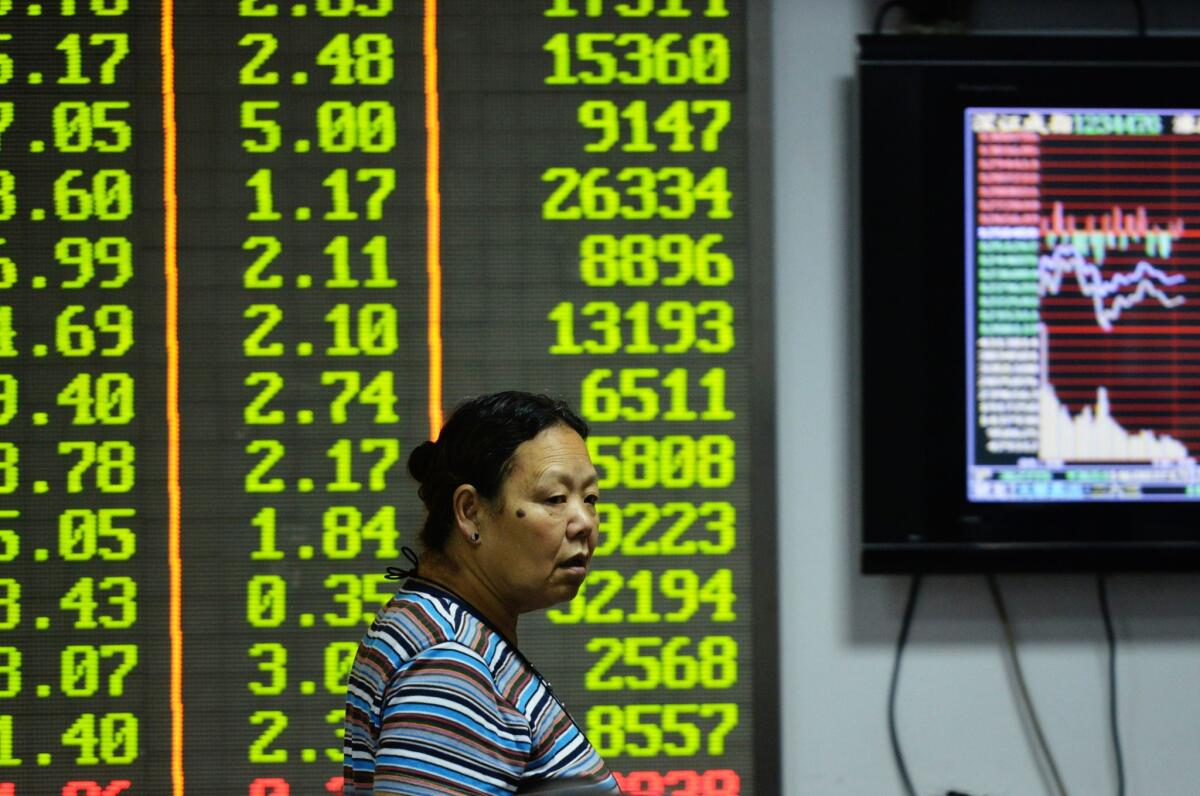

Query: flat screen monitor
[[860, 35, 1200, 572]]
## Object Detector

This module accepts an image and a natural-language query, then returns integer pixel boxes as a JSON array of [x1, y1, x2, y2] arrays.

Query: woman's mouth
[[558, 553, 589, 576]]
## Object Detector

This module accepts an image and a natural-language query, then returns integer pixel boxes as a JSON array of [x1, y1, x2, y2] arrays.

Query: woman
[[343, 392, 620, 795]]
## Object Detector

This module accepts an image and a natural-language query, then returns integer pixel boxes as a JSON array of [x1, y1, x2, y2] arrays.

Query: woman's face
[[477, 423, 599, 614]]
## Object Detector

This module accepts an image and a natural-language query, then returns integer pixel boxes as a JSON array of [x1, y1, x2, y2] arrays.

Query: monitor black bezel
[[859, 35, 1200, 573]]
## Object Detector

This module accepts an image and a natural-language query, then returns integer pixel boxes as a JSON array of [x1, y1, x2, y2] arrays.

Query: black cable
[[888, 574, 922, 796], [1130, 0, 1148, 36], [986, 575, 1070, 796], [873, 0, 907, 35], [1097, 574, 1127, 796]]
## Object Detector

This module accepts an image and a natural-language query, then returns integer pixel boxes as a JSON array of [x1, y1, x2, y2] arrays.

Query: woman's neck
[[416, 553, 519, 644]]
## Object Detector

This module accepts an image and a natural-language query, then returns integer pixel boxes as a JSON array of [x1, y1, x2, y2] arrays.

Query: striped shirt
[[343, 578, 620, 795]]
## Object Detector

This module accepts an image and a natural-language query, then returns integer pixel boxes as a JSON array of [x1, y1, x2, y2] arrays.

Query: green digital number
[[0, 647, 18, 697], [581, 367, 734, 423], [315, 33, 394, 85], [56, 237, 134, 289], [315, 0, 393, 16], [57, 440, 135, 493], [325, 707, 343, 762], [544, 32, 729, 86], [0, 714, 17, 766], [238, 33, 279, 85], [324, 642, 358, 693], [593, 501, 736, 557], [56, 0, 130, 14], [54, 169, 133, 221], [0, 35, 10, 86], [0, 375, 14, 425], [60, 644, 138, 697], [243, 236, 283, 288], [248, 642, 287, 695], [53, 101, 132, 153], [241, 101, 281, 152], [0, 307, 14, 357], [56, 33, 128, 85], [323, 573, 391, 626], [580, 233, 732, 287], [245, 439, 285, 492], [542, 166, 732, 221], [0, 103, 14, 150], [239, 0, 279, 16], [246, 574, 286, 628], [0, 171, 16, 220], [0, 444, 14, 494], [0, 510, 16, 561], [245, 169, 281, 221], [0, 579, 16, 629], [250, 506, 284, 560], [321, 370, 399, 424], [244, 372, 285, 424], [243, 304, 284, 356], [586, 703, 737, 758], [549, 300, 734, 356], [55, 304, 134, 357], [57, 372, 135, 424], [323, 505, 400, 559], [326, 438, 400, 492], [585, 636, 738, 691], [324, 303, 398, 356], [317, 101, 396, 153], [545, 0, 728, 17], [248, 710, 288, 762], [547, 569, 736, 624], [578, 99, 730, 152], [58, 508, 136, 561], [322, 167, 395, 221], [324, 236, 396, 288], [0, 239, 13, 289], [586, 434, 735, 490], [60, 576, 137, 629], [62, 713, 138, 764]]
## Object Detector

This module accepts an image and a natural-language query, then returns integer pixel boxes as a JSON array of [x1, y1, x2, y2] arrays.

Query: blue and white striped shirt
[[343, 578, 619, 795]]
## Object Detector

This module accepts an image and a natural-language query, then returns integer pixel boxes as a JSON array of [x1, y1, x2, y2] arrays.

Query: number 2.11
[[243, 236, 396, 289]]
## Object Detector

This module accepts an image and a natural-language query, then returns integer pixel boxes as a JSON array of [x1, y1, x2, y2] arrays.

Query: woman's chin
[[539, 573, 587, 608]]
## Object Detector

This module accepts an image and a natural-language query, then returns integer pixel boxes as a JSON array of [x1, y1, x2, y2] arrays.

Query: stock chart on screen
[[967, 107, 1200, 502]]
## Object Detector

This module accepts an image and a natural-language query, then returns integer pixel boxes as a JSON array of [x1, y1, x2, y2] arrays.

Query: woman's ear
[[452, 483, 483, 543]]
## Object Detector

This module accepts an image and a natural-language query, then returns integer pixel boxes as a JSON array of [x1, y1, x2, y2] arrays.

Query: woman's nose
[[567, 498, 596, 537]]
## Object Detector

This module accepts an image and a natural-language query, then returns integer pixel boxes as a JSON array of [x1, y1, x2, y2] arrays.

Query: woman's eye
[[585, 494, 599, 505], [546, 495, 566, 504]]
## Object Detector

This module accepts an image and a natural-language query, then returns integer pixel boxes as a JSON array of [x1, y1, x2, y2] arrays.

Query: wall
[[772, 1, 1200, 793]]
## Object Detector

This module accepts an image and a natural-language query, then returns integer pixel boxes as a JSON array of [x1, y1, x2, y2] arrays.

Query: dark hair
[[408, 391, 589, 551]]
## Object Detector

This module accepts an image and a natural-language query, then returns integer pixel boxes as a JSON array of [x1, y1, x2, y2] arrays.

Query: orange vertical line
[[160, 0, 185, 792], [424, 0, 444, 437]]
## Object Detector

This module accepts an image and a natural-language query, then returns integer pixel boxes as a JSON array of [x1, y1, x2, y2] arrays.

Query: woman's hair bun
[[407, 440, 439, 483]]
